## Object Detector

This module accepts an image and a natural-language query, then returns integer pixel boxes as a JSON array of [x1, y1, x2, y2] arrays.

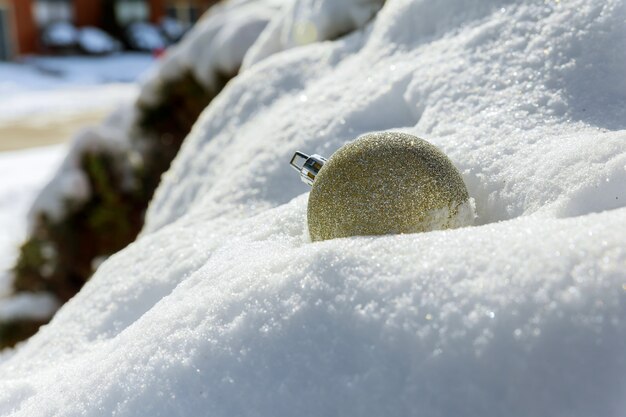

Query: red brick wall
[[75, 0, 103, 26], [150, 0, 164, 23], [7, 0, 223, 57], [9, 0, 37, 54]]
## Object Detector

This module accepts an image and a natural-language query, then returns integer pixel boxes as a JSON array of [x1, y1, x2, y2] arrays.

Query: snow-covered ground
[[0, 53, 154, 94], [0, 84, 137, 124], [0, 146, 65, 301], [1, 0, 625, 416], [0, 53, 153, 130], [22, 54, 155, 85]]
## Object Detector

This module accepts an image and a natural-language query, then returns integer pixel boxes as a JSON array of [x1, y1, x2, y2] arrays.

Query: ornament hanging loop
[[290, 151, 327, 186]]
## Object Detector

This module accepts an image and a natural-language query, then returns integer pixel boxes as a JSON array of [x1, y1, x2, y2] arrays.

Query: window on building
[[115, 0, 150, 26], [0, 6, 12, 60], [33, 0, 73, 27], [166, 3, 201, 25]]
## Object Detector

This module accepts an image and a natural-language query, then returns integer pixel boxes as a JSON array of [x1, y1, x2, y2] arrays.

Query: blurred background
[[2, 0, 220, 58], [0, 0, 227, 348], [0, 0, 219, 151]]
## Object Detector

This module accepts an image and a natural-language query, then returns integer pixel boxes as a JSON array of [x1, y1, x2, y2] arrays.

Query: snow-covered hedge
[[1, 0, 625, 416], [1, 0, 278, 348]]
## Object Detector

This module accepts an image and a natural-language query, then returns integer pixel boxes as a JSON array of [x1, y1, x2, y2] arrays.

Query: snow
[[242, 0, 385, 68], [26, 0, 278, 221], [1, 0, 626, 416], [29, 110, 135, 221], [22, 54, 154, 84], [0, 294, 58, 322], [0, 146, 66, 298], [0, 85, 138, 123], [0, 54, 153, 122], [138, 0, 277, 101], [0, 54, 153, 310], [0, 63, 69, 92]]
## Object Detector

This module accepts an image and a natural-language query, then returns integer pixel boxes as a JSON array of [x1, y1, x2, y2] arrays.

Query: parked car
[[41, 21, 79, 53], [77, 27, 122, 55], [125, 21, 168, 52], [160, 17, 188, 43]]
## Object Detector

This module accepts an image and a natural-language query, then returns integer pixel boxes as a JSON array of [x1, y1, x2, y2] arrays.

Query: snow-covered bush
[[0, 319, 46, 350], [1, 0, 277, 348], [134, 70, 222, 165], [2, 0, 625, 415], [13, 126, 144, 301], [0, 293, 57, 349]]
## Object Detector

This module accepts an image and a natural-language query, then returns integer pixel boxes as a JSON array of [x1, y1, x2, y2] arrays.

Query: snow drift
[[2, 0, 278, 331], [1, 0, 625, 416]]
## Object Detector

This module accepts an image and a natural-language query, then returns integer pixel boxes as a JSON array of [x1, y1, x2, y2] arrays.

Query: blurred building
[[0, 0, 219, 60]]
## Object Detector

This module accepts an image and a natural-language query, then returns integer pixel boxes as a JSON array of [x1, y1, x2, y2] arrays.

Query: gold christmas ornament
[[290, 132, 474, 242]]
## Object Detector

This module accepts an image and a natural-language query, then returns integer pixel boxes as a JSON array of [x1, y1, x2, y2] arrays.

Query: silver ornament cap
[[292, 132, 474, 242], [289, 151, 328, 186]]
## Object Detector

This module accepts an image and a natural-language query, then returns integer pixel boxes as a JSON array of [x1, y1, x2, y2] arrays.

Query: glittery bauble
[[307, 132, 473, 241]]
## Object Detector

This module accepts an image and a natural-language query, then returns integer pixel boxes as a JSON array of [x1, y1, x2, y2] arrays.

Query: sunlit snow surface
[[1, 0, 626, 416], [0, 148, 63, 324], [0, 54, 153, 123], [0, 147, 66, 297]]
